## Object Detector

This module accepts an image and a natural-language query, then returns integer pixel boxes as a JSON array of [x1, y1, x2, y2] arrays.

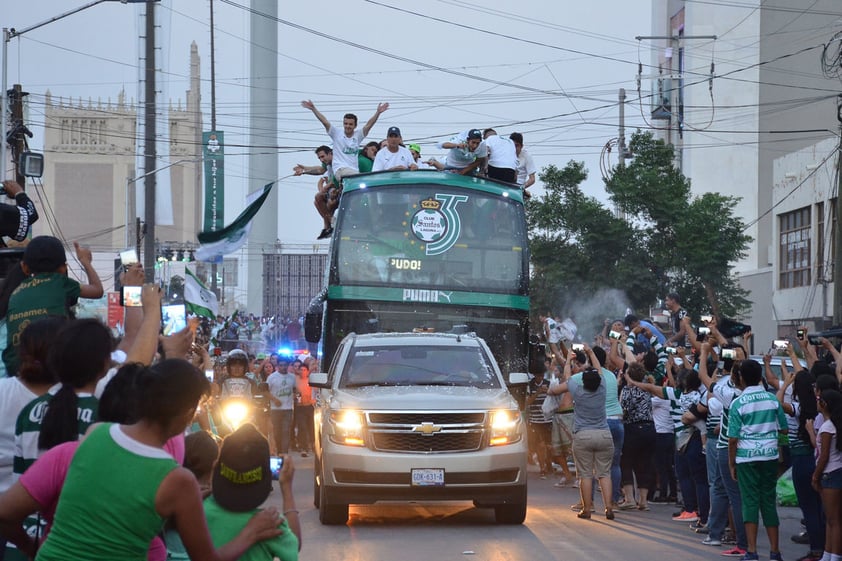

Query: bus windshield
[[333, 183, 528, 295]]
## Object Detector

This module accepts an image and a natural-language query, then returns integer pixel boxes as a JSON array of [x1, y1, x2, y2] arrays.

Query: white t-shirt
[[372, 146, 415, 172], [0, 377, 37, 492], [437, 131, 488, 168], [328, 125, 365, 172], [267, 371, 297, 411], [651, 396, 673, 434], [516, 148, 537, 186], [819, 419, 842, 474], [484, 135, 517, 169]]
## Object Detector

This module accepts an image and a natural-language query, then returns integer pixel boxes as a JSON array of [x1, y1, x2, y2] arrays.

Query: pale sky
[[4, 0, 655, 245]]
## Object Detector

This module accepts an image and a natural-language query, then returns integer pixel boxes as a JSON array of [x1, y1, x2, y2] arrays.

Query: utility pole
[[833, 95, 842, 326], [614, 88, 631, 220], [209, 0, 219, 297], [8, 84, 26, 187], [142, 1, 157, 281]]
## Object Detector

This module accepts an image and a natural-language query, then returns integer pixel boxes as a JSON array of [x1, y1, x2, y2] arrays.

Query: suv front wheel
[[318, 475, 349, 525]]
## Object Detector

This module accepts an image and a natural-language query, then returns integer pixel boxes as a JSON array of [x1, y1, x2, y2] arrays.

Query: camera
[[609, 330, 622, 340], [666, 346, 678, 355], [721, 348, 736, 359], [700, 315, 713, 324], [697, 326, 711, 336], [773, 339, 788, 350], [572, 343, 584, 351], [121, 285, 142, 307]]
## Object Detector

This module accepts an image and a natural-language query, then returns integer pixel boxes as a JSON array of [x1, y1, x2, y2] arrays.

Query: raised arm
[[293, 163, 326, 176], [623, 369, 664, 398], [776, 364, 795, 415], [697, 342, 716, 392], [75, 241, 104, 299], [301, 100, 331, 132], [362, 102, 389, 137]]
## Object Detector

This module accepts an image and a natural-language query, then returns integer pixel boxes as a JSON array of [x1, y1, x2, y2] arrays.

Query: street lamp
[[1, 1, 157, 180]]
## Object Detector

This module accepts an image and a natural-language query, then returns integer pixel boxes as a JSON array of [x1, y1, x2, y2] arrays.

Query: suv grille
[[365, 411, 487, 453]]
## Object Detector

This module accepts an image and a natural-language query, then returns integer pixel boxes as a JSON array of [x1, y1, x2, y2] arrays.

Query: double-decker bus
[[305, 170, 530, 377]]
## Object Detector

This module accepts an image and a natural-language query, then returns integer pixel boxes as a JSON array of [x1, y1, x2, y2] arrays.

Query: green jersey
[[204, 496, 299, 561]]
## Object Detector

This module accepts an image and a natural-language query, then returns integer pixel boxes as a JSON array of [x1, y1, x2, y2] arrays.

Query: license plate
[[411, 468, 445, 487]]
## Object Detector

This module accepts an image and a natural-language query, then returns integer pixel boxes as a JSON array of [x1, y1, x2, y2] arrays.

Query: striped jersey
[[661, 386, 701, 441], [14, 390, 99, 475], [712, 375, 741, 450], [726, 385, 788, 463]]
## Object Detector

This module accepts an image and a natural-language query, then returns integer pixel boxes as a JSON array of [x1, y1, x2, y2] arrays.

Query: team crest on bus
[[410, 194, 468, 255]]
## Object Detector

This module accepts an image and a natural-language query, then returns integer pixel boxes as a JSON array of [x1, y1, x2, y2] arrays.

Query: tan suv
[[309, 332, 529, 525]]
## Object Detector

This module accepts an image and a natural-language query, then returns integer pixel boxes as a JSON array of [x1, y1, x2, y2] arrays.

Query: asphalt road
[[266, 454, 809, 561]]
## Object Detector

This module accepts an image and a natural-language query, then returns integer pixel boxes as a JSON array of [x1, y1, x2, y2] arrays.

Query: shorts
[[822, 467, 842, 489], [486, 166, 517, 183], [572, 429, 613, 479], [333, 167, 358, 180], [552, 411, 574, 454]]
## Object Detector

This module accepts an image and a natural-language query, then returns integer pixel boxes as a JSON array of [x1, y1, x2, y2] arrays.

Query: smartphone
[[700, 315, 713, 324], [808, 334, 821, 345], [161, 303, 187, 336], [773, 339, 788, 350], [665, 346, 677, 355], [121, 285, 142, 307], [609, 330, 622, 340], [269, 456, 283, 480], [797, 328, 806, 340], [120, 249, 138, 267], [697, 326, 711, 336], [204, 369, 214, 383], [572, 343, 585, 351], [721, 348, 736, 359]]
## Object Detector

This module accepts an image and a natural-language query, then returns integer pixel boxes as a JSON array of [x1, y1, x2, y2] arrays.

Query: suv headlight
[[329, 409, 366, 446], [488, 409, 522, 446]]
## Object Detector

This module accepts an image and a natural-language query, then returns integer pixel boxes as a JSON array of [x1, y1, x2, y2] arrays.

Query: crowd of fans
[[0, 238, 301, 561], [530, 292, 842, 561]]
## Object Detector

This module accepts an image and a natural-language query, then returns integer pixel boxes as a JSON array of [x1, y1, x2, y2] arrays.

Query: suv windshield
[[339, 344, 500, 389]]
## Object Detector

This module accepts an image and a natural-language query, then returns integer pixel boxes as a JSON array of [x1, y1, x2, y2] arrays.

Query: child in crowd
[[204, 423, 301, 561]]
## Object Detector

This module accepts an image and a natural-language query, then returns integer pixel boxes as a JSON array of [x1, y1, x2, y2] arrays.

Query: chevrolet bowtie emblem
[[412, 422, 442, 435]]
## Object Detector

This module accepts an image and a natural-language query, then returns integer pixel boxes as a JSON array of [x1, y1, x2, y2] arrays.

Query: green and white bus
[[305, 170, 531, 377]]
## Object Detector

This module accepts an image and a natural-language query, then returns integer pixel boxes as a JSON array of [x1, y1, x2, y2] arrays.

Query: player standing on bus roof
[[301, 100, 389, 181]]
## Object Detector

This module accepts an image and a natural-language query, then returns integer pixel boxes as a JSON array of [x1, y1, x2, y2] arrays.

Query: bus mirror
[[508, 372, 529, 385], [527, 340, 547, 375], [304, 312, 322, 343]]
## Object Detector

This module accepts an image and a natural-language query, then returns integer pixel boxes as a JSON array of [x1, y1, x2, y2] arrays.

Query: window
[[816, 200, 836, 283], [779, 207, 811, 288]]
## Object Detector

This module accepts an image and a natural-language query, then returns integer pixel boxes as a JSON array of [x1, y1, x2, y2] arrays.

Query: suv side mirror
[[309, 372, 329, 388]]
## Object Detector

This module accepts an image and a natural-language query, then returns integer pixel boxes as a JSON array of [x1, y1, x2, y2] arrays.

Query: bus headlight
[[330, 409, 366, 446], [489, 409, 521, 446]]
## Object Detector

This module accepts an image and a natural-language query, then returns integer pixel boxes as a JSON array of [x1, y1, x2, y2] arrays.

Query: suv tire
[[493, 486, 527, 524]]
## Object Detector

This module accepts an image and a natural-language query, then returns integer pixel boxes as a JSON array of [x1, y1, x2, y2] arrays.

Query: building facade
[[648, 1, 840, 346]]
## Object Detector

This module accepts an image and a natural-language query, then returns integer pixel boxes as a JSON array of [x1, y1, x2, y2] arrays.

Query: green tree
[[526, 131, 752, 324], [527, 161, 658, 317], [604, 132, 752, 318]]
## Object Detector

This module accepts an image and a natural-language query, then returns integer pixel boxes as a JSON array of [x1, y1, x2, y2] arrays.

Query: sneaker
[[672, 511, 699, 522], [649, 494, 668, 504], [769, 552, 783, 561], [794, 554, 822, 561], [316, 229, 330, 240], [791, 532, 809, 545], [738, 552, 759, 561], [617, 500, 637, 511], [721, 547, 747, 557], [702, 537, 723, 546], [553, 477, 572, 488], [723, 529, 737, 545], [694, 524, 710, 534]]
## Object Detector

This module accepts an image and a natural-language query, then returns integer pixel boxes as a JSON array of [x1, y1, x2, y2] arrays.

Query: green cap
[[408, 143, 421, 155]]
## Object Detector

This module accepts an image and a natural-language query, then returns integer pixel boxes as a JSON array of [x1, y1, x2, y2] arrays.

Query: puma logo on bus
[[402, 289, 453, 303]]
